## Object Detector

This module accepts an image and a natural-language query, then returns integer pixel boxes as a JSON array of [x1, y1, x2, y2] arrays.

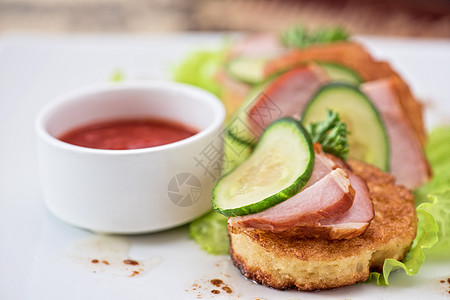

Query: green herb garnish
[[281, 26, 349, 49], [304, 110, 349, 160]]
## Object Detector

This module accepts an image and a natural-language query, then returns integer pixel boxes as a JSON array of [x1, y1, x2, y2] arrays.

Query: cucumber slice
[[317, 62, 362, 85], [226, 79, 275, 146], [223, 131, 253, 174], [213, 117, 314, 217], [226, 105, 258, 147], [302, 83, 389, 171], [226, 57, 268, 85], [226, 62, 361, 146]]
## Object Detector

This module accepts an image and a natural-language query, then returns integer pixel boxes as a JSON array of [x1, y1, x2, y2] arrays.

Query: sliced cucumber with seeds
[[213, 117, 314, 217], [317, 62, 362, 85], [226, 57, 269, 85], [302, 83, 389, 171]]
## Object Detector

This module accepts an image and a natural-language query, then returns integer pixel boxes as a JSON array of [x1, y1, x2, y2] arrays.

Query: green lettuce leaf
[[414, 127, 450, 205], [189, 210, 229, 255], [414, 127, 450, 257], [368, 204, 439, 285], [369, 127, 450, 285], [172, 47, 228, 98], [419, 192, 450, 257]]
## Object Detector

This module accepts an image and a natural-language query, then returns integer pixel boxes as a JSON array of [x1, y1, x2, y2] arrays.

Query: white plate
[[0, 33, 449, 300]]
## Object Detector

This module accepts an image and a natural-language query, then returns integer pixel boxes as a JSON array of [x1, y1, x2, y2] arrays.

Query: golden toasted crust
[[265, 42, 393, 81], [228, 160, 417, 291]]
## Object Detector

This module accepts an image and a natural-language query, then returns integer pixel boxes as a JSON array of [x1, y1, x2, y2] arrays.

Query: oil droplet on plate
[[66, 235, 162, 277]]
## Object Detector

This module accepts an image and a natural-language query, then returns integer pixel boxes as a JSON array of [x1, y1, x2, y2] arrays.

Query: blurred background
[[0, 0, 449, 37]]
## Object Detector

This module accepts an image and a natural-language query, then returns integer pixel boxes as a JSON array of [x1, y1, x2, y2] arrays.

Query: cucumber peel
[[226, 56, 269, 85], [302, 83, 390, 171], [226, 79, 276, 147], [213, 117, 314, 217], [317, 62, 362, 85], [226, 57, 362, 86]]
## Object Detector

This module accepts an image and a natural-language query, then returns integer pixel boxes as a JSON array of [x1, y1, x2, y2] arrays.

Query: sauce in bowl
[[59, 118, 198, 150]]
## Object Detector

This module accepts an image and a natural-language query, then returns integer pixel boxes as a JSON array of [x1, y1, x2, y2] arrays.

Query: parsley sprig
[[304, 110, 350, 160], [281, 26, 349, 49]]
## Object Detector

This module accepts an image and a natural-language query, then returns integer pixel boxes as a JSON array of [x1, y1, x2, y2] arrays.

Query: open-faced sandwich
[[213, 110, 419, 290], [210, 28, 432, 290], [180, 27, 449, 291]]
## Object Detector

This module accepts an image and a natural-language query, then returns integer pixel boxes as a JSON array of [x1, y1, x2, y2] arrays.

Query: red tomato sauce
[[58, 118, 198, 150]]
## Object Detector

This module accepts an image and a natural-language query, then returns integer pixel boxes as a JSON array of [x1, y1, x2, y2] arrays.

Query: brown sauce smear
[[123, 259, 139, 266], [210, 279, 223, 286]]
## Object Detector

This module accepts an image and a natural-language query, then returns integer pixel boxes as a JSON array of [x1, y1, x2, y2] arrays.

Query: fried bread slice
[[228, 160, 417, 290]]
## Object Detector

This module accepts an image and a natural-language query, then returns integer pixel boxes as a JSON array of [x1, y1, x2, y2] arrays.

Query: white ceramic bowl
[[36, 81, 225, 234]]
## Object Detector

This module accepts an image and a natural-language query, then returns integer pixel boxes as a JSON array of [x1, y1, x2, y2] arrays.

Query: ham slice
[[246, 65, 328, 138], [217, 34, 286, 118], [316, 154, 374, 239], [361, 78, 430, 189], [304, 149, 337, 188], [318, 172, 374, 239], [229, 167, 355, 233], [229, 33, 286, 58], [230, 146, 375, 240]]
